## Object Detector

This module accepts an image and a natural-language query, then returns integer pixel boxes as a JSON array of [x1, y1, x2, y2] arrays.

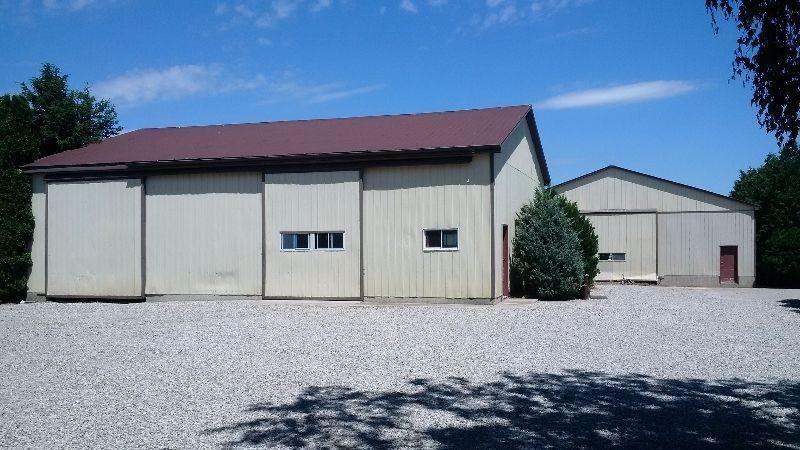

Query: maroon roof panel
[[25, 105, 532, 170]]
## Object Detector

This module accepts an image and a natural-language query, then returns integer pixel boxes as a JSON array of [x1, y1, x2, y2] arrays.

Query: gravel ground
[[1, 285, 799, 448]]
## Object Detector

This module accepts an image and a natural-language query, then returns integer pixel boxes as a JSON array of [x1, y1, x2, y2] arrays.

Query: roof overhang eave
[[23, 145, 501, 176]]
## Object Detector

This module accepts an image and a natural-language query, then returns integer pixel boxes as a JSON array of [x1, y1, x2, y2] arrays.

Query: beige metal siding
[[47, 179, 142, 297], [145, 173, 261, 295], [493, 120, 545, 297], [658, 211, 755, 279], [263, 171, 360, 298], [363, 156, 492, 299], [556, 167, 756, 285], [588, 213, 657, 281], [27, 175, 46, 293], [558, 167, 747, 212]]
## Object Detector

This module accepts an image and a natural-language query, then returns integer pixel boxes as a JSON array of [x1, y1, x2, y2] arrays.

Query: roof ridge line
[[132, 104, 533, 132]]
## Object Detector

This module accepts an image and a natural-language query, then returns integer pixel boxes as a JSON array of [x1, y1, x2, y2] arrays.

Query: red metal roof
[[25, 105, 529, 168]]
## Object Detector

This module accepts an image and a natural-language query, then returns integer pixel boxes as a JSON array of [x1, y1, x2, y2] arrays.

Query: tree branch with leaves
[[707, 0, 800, 145]]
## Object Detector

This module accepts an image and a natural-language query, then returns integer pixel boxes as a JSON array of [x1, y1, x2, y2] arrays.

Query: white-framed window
[[280, 232, 344, 251], [599, 252, 626, 262], [423, 229, 459, 251]]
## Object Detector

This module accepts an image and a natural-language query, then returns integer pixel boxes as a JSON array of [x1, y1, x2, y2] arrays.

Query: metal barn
[[554, 166, 756, 287], [24, 105, 549, 302]]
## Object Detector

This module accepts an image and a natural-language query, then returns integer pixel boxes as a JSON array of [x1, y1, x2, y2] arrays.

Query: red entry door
[[502, 224, 510, 297], [720, 246, 738, 283]]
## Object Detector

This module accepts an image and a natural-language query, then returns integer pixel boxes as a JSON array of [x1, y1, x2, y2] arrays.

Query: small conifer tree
[[512, 189, 584, 300]]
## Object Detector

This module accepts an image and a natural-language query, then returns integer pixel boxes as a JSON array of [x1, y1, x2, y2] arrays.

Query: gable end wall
[[493, 119, 546, 298]]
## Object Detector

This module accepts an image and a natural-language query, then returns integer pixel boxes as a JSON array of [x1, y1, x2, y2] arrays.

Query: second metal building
[[554, 166, 756, 287]]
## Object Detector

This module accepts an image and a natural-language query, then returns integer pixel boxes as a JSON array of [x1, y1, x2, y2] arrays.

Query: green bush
[[556, 194, 599, 283], [0, 167, 33, 302], [512, 189, 584, 300]]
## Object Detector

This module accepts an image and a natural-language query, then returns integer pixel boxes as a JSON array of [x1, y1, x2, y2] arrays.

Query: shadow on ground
[[779, 299, 800, 314], [205, 370, 799, 448]]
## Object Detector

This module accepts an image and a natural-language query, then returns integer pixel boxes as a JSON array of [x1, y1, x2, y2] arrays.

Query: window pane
[[599, 253, 610, 261], [331, 232, 344, 249], [296, 233, 309, 249], [612, 253, 626, 261], [316, 232, 330, 249], [425, 230, 441, 248], [282, 234, 295, 250], [442, 230, 458, 248]]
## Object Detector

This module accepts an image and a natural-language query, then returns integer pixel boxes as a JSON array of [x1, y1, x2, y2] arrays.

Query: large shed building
[[24, 105, 549, 302], [554, 166, 756, 287]]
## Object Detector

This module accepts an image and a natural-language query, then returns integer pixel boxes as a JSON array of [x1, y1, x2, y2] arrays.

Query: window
[[424, 229, 458, 251], [599, 252, 626, 261], [281, 233, 310, 251], [281, 232, 344, 251], [316, 232, 344, 250]]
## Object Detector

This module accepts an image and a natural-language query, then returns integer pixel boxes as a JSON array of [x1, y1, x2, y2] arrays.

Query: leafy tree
[[556, 194, 599, 283], [0, 64, 121, 302], [731, 141, 800, 286], [512, 189, 584, 300], [21, 63, 121, 158], [761, 227, 800, 284], [0, 95, 36, 302], [707, 0, 800, 145]]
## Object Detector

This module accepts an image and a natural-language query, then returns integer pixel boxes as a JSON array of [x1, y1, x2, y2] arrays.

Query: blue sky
[[0, 0, 776, 194]]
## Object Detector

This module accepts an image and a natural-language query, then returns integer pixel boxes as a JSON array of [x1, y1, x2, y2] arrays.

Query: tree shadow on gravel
[[779, 299, 800, 314], [204, 370, 800, 448]]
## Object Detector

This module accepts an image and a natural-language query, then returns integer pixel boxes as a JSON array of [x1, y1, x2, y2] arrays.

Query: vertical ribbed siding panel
[[27, 175, 46, 293], [657, 211, 755, 278], [588, 213, 656, 281], [47, 179, 142, 297], [146, 172, 261, 295], [363, 156, 491, 299], [263, 171, 360, 298]]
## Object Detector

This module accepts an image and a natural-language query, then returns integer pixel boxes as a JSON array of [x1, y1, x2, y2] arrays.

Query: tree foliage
[[512, 189, 584, 300], [556, 194, 599, 283], [731, 141, 800, 286], [0, 96, 36, 302], [707, 0, 800, 145], [20, 63, 121, 158], [0, 64, 121, 302]]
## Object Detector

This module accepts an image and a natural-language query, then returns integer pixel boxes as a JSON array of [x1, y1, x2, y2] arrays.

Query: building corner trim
[[489, 154, 496, 299], [359, 169, 365, 301]]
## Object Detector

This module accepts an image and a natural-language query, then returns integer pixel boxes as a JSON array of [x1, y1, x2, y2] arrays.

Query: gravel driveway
[[2, 285, 799, 448]]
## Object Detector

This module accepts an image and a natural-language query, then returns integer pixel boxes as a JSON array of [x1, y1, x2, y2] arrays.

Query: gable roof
[[24, 105, 549, 182], [553, 165, 753, 208]]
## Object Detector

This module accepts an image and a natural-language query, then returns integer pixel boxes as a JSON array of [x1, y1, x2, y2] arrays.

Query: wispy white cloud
[[478, 2, 518, 29], [530, 0, 592, 18], [92, 64, 384, 107], [92, 65, 226, 106], [309, 0, 331, 13], [37, 0, 107, 11], [217, 0, 338, 28], [306, 84, 385, 104], [537, 81, 699, 110], [399, 0, 418, 14], [537, 25, 598, 41], [473, 0, 592, 29], [254, 0, 301, 27]]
